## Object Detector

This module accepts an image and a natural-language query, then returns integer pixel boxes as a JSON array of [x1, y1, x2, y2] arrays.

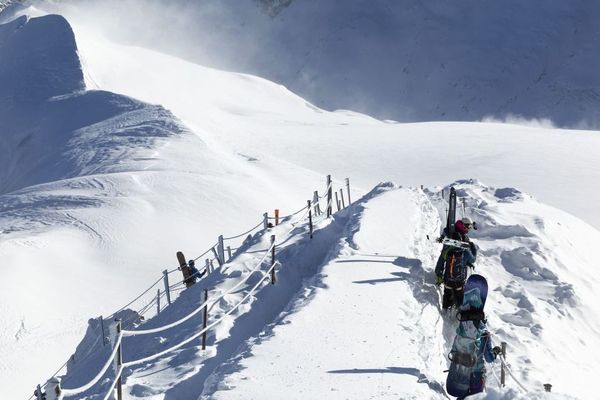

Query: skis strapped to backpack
[[446, 187, 457, 235]]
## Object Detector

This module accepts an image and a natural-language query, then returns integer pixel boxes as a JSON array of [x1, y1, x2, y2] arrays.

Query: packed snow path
[[202, 185, 449, 399]]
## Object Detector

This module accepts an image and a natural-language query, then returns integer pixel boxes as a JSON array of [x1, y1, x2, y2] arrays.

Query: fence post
[[205, 258, 210, 273], [462, 198, 466, 218], [275, 209, 280, 225], [313, 191, 320, 215], [100, 315, 107, 347], [340, 188, 346, 208], [271, 235, 276, 284], [217, 235, 225, 266], [345, 178, 351, 205], [35, 384, 43, 400], [156, 289, 161, 314], [226, 245, 232, 261], [116, 319, 123, 400], [163, 269, 171, 305], [202, 289, 208, 350], [335, 191, 341, 211], [500, 342, 506, 387], [326, 175, 332, 218], [307, 200, 313, 239], [263, 212, 269, 229]]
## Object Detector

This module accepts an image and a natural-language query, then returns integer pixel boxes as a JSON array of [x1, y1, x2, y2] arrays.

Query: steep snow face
[[35, 0, 600, 128]]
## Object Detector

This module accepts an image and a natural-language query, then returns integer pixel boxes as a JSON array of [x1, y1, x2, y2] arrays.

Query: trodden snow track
[[201, 185, 450, 400]]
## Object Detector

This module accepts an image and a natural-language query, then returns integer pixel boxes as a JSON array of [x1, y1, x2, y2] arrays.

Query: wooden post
[[202, 289, 208, 350], [205, 258, 210, 273], [340, 188, 346, 208], [275, 209, 280, 225], [335, 191, 341, 211], [271, 235, 276, 284], [217, 235, 225, 266], [326, 175, 332, 218], [308, 200, 313, 239], [263, 212, 269, 229], [313, 191, 320, 215], [156, 289, 161, 314], [177, 251, 193, 288], [35, 384, 43, 400], [544, 383, 552, 392], [100, 315, 106, 347], [345, 178, 351, 205], [226, 245, 232, 261], [163, 269, 171, 305], [116, 319, 123, 400], [500, 342, 507, 387]]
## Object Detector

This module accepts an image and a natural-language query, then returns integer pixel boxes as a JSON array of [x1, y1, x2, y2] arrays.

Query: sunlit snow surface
[[0, 4, 599, 399]]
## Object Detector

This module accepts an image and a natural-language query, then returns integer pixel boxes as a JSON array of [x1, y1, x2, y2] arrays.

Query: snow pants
[[442, 284, 464, 309]]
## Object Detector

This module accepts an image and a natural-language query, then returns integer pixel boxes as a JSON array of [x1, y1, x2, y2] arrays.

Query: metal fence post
[[156, 289, 161, 314], [116, 319, 123, 400], [205, 258, 210, 273], [345, 178, 351, 205], [163, 269, 171, 305], [275, 209, 280, 225], [307, 200, 313, 239], [313, 191, 320, 215], [218, 235, 225, 266], [263, 212, 269, 229], [271, 235, 276, 284], [226, 245, 232, 261], [340, 188, 346, 208], [202, 289, 208, 350], [326, 175, 332, 218], [335, 191, 340, 211]]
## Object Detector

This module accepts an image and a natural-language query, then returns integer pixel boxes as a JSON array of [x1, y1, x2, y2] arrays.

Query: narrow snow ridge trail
[[204, 184, 447, 400]]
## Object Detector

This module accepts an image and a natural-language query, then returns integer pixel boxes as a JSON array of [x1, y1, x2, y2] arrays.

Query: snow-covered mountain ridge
[[1, 4, 599, 399], [34, 0, 600, 128], [52, 181, 597, 399]]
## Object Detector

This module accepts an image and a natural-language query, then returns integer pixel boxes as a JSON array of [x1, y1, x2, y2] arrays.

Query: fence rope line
[[39, 176, 350, 397], [223, 219, 264, 240], [60, 332, 123, 396], [123, 261, 278, 368], [122, 242, 275, 337], [500, 355, 528, 393], [101, 365, 124, 400], [108, 275, 164, 319]]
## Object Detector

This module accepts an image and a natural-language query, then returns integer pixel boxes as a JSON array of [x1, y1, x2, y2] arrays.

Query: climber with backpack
[[435, 218, 477, 309]]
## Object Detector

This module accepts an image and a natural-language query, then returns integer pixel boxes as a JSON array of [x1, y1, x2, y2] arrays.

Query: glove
[[436, 236, 444, 243], [468, 263, 475, 270], [492, 346, 502, 356], [435, 275, 444, 286]]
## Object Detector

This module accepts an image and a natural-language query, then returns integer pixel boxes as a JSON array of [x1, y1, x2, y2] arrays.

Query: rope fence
[[35, 174, 353, 400]]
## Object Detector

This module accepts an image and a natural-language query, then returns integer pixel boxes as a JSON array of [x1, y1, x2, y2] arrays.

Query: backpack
[[443, 250, 468, 285]]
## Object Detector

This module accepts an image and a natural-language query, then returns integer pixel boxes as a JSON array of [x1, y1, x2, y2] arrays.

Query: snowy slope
[[35, 0, 600, 128], [1, 4, 600, 400], [0, 10, 329, 398], [57, 182, 598, 399]]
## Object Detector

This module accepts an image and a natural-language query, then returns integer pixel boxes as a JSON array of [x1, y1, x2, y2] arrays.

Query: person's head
[[189, 259, 195, 267], [461, 217, 473, 231], [455, 220, 468, 234]]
